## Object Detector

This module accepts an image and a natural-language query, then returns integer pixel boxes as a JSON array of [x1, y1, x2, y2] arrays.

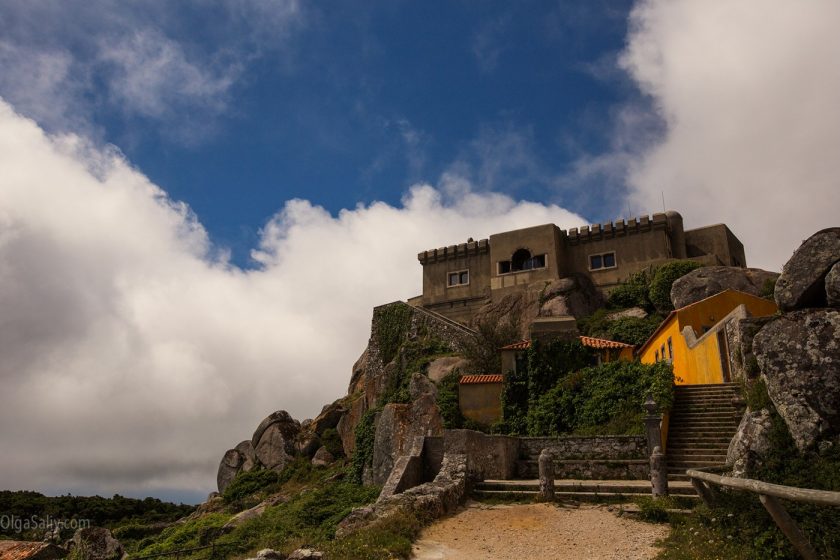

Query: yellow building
[[638, 289, 777, 385]]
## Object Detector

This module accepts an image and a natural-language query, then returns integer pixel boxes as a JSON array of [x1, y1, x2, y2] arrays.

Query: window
[[667, 337, 673, 363], [655, 350, 660, 362], [447, 269, 469, 287], [660, 344, 666, 361], [589, 251, 617, 270], [498, 250, 547, 274]]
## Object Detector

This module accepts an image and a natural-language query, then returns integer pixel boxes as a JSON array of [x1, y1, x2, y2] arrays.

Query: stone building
[[415, 210, 745, 324]]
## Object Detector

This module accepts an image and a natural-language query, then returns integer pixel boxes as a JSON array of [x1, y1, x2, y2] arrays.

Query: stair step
[[472, 490, 699, 501], [667, 454, 727, 462]]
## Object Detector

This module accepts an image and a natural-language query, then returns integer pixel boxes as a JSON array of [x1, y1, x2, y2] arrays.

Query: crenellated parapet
[[417, 238, 490, 264], [565, 212, 670, 245]]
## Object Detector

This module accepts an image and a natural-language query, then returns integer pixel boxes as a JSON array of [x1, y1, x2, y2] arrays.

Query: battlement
[[417, 238, 490, 264], [564, 212, 670, 244]]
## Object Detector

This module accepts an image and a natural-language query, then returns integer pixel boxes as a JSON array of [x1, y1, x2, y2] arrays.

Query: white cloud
[[0, 99, 585, 499], [620, 0, 840, 270]]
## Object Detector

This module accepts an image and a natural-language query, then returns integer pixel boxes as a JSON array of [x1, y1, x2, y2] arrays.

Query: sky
[[0, 0, 838, 504]]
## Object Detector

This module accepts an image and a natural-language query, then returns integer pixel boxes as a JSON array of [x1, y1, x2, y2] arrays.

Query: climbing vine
[[349, 409, 379, 484]]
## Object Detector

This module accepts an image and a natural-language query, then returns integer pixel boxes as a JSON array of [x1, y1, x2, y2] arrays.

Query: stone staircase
[[666, 383, 741, 481]]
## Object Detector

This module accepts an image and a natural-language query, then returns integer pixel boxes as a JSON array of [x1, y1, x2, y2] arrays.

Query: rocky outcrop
[[217, 447, 247, 494], [426, 356, 469, 383], [774, 227, 840, 311], [311, 446, 334, 467], [0, 542, 67, 560], [727, 409, 773, 477], [470, 275, 602, 340], [826, 262, 840, 308], [223, 494, 287, 529], [670, 266, 778, 309], [370, 374, 443, 485], [336, 395, 367, 457], [336, 452, 468, 539], [252, 411, 300, 472], [753, 309, 840, 451], [71, 528, 123, 560]]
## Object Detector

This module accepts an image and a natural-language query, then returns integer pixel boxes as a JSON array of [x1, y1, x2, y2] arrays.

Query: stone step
[[667, 448, 729, 456], [472, 479, 698, 500], [667, 453, 727, 462], [669, 420, 739, 426], [667, 436, 734, 444]]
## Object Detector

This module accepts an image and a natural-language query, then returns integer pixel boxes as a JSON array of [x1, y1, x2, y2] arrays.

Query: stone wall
[[444, 430, 520, 480], [519, 435, 647, 460]]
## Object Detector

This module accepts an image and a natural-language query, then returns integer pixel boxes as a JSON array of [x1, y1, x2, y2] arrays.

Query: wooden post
[[691, 479, 717, 507], [759, 494, 819, 560]]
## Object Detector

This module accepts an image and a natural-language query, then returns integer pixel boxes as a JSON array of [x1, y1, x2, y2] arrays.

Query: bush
[[461, 313, 521, 374], [648, 261, 701, 313], [436, 370, 465, 429], [349, 410, 378, 484], [607, 269, 653, 311], [321, 428, 345, 458], [222, 469, 282, 504], [605, 314, 664, 346]]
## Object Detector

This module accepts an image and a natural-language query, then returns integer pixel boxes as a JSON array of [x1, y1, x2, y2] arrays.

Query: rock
[[186, 495, 226, 520], [287, 549, 323, 559], [370, 373, 444, 485], [426, 356, 469, 383], [252, 411, 300, 472], [727, 409, 774, 477], [72, 528, 123, 560], [670, 266, 779, 309], [256, 549, 283, 560], [774, 228, 840, 311], [347, 347, 369, 395], [311, 446, 335, 467], [0, 542, 67, 560], [297, 433, 321, 458], [753, 309, 840, 450], [217, 448, 245, 493], [336, 394, 367, 456], [223, 494, 287, 529], [826, 262, 840, 307], [605, 307, 648, 321], [235, 440, 257, 473], [310, 400, 347, 436]]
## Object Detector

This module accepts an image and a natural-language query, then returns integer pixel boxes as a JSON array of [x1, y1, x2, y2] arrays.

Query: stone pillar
[[650, 446, 669, 497], [643, 395, 663, 455], [538, 449, 555, 501]]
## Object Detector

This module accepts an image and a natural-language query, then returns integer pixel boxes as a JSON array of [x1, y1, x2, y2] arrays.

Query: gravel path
[[411, 501, 668, 560]]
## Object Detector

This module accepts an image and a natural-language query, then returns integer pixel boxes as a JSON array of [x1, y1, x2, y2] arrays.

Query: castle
[[413, 211, 746, 324]]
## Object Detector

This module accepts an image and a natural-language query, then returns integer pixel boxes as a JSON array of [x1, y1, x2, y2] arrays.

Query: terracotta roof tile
[[459, 374, 504, 384], [579, 335, 633, 349]]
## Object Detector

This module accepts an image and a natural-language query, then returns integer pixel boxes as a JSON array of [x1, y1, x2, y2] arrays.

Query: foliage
[[0, 491, 193, 540], [132, 513, 230, 557], [607, 269, 654, 311], [743, 378, 773, 410], [634, 496, 677, 523], [321, 511, 420, 559], [648, 260, 701, 313], [380, 337, 453, 405], [321, 428, 345, 458], [349, 409, 379, 484], [760, 277, 777, 300], [374, 304, 413, 365], [524, 360, 674, 436], [497, 339, 593, 435], [222, 469, 282, 504], [577, 308, 664, 347], [461, 312, 521, 374], [436, 370, 465, 429]]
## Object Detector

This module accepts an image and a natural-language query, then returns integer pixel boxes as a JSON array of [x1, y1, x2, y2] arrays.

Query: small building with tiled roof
[[500, 335, 634, 376], [458, 374, 504, 426]]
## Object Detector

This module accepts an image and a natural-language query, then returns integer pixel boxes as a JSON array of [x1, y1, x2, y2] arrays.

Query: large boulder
[[251, 411, 300, 472], [753, 309, 840, 450], [727, 409, 774, 477], [310, 400, 346, 436], [826, 262, 840, 308], [774, 228, 840, 311], [336, 394, 368, 456], [670, 266, 779, 309], [426, 356, 469, 383], [370, 373, 443, 485], [217, 448, 245, 493], [71, 528, 123, 560]]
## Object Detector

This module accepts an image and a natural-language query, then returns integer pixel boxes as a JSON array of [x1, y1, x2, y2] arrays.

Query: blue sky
[[1, 1, 838, 502]]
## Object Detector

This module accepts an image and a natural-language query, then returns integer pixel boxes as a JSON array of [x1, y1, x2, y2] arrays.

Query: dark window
[[460, 271, 469, 284], [511, 249, 532, 271], [589, 251, 616, 270], [498, 261, 511, 274], [447, 270, 469, 287], [667, 337, 673, 362], [655, 350, 660, 362]]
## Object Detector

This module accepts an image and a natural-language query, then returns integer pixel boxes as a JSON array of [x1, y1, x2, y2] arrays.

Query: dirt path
[[411, 501, 668, 560]]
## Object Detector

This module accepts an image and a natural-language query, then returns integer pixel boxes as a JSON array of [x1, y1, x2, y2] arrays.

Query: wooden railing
[[687, 467, 840, 560]]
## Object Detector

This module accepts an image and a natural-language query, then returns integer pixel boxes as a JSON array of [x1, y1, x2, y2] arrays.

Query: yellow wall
[[639, 290, 777, 385]]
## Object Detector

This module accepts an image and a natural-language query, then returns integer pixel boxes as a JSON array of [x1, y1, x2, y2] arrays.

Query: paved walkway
[[411, 501, 668, 560]]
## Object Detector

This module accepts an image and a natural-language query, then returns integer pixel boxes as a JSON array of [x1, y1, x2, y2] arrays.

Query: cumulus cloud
[[0, 99, 585, 500], [620, 0, 840, 270]]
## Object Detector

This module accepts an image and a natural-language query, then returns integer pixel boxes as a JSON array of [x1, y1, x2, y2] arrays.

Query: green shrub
[[349, 409, 378, 484], [436, 370, 465, 429], [760, 277, 777, 300], [648, 260, 701, 313], [321, 428, 345, 458], [374, 305, 413, 365], [222, 469, 282, 504], [605, 314, 664, 346], [607, 269, 653, 310], [461, 313, 521, 374]]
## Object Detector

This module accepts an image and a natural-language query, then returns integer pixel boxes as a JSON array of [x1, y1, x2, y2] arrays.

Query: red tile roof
[[459, 374, 504, 384], [500, 337, 632, 351], [579, 335, 633, 349]]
